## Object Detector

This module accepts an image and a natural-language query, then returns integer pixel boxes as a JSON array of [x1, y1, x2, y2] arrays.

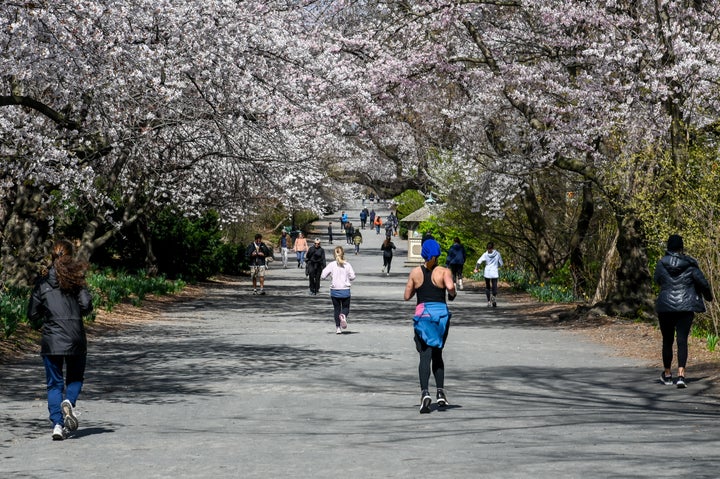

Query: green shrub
[[150, 209, 224, 281], [527, 283, 576, 303], [0, 286, 30, 338], [87, 269, 185, 313]]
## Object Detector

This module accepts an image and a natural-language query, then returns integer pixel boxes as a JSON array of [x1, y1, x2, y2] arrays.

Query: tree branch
[[0, 95, 80, 129]]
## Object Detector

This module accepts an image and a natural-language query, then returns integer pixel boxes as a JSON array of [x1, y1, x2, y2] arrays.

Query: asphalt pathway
[[2, 199, 720, 478]]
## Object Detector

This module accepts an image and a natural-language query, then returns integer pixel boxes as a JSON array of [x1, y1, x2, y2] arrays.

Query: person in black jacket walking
[[305, 238, 327, 295], [27, 239, 93, 440], [654, 234, 713, 388]]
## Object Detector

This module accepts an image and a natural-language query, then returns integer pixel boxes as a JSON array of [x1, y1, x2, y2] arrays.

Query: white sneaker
[[339, 314, 347, 329], [487, 301, 492, 307], [52, 424, 66, 441], [458, 279, 463, 290], [336, 327, 342, 334], [61, 399, 78, 431]]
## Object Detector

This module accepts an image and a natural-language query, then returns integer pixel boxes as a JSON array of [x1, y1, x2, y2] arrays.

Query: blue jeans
[[43, 355, 86, 426]]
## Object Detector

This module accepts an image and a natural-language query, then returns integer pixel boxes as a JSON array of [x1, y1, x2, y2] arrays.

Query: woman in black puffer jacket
[[28, 239, 93, 440], [654, 234, 713, 389]]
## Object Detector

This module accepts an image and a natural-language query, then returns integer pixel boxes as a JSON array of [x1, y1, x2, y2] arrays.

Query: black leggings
[[485, 278, 498, 300], [415, 329, 449, 391], [658, 311, 694, 369], [449, 264, 463, 283], [383, 255, 393, 273]]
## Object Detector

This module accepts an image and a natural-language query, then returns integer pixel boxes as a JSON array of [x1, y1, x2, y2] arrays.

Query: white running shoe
[[61, 399, 78, 431], [339, 314, 347, 329], [336, 327, 342, 334], [52, 424, 66, 441]]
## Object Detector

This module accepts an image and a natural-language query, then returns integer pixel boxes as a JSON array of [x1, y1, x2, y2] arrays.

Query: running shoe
[[491, 295, 497, 307], [676, 376, 687, 388], [52, 424, 67, 441], [336, 327, 342, 334], [61, 399, 78, 431], [420, 390, 432, 414], [252, 289, 258, 295], [259, 289, 265, 295], [339, 314, 347, 329], [437, 389, 448, 407], [660, 372, 673, 385]]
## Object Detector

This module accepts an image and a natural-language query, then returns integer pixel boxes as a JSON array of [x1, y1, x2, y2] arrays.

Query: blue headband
[[421, 239, 441, 260]]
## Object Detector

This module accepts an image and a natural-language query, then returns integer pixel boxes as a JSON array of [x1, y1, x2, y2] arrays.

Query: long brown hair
[[52, 239, 88, 292]]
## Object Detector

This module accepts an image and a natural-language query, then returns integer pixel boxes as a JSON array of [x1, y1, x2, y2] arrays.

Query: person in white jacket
[[321, 246, 357, 334], [474, 242, 503, 307]]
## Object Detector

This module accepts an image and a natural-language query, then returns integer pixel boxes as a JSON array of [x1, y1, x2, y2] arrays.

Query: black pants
[[485, 278, 498, 300], [449, 264, 463, 283], [383, 255, 393, 273], [307, 265, 322, 293], [658, 311, 694, 369]]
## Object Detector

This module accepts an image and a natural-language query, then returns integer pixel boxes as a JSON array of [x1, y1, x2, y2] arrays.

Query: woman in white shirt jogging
[[321, 246, 357, 334], [474, 242, 503, 307]]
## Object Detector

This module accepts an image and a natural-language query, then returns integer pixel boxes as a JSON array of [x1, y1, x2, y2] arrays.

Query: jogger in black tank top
[[404, 239, 457, 413]]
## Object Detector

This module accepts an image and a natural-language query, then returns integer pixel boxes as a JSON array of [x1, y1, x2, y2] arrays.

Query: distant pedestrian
[[294, 232, 308, 268], [321, 246, 357, 334], [445, 237, 467, 290], [384, 221, 394, 239], [353, 229, 363, 254], [246, 233, 272, 295], [279, 230, 290, 268], [387, 212, 398, 236], [369, 209, 376, 226], [654, 234, 713, 388], [305, 238, 327, 295], [381, 237, 396, 275], [360, 209, 368, 229], [27, 239, 93, 440], [327, 222, 334, 244], [473, 242, 503, 307], [340, 211, 348, 231], [374, 215, 382, 234], [404, 239, 456, 413], [345, 222, 354, 244]]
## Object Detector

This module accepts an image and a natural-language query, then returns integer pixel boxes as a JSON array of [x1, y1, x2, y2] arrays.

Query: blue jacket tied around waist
[[413, 302, 451, 348]]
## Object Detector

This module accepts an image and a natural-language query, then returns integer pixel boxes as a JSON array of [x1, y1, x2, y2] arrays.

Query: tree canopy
[[3, 0, 720, 316]]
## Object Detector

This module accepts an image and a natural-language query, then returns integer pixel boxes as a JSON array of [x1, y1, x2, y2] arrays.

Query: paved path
[[2, 199, 720, 478]]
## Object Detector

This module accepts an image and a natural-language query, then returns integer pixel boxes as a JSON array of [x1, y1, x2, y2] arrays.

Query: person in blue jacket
[[445, 237, 467, 291], [404, 239, 456, 413], [654, 234, 713, 388], [28, 239, 93, 440]]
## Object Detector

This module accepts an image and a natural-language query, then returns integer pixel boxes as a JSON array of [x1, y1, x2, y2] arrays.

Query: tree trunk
[[0, 184, 52, 287], [137, 218, 158, 276], [520, 182, 556, 281], [593, 213, 654, 317], [568, 181, 594, 297]]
